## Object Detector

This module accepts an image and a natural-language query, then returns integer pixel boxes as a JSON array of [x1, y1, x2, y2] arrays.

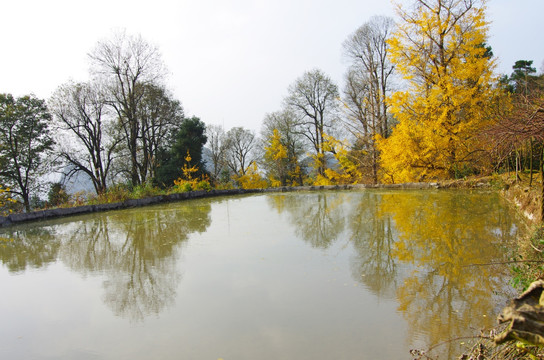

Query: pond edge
[[0, 181, 487, 228]]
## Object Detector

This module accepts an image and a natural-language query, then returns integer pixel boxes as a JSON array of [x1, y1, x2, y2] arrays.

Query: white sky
[[1, 0, 543, 133]]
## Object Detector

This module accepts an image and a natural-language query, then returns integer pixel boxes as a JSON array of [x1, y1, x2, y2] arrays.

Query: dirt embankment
[[439, 174, 542, 223], [496, 174, 542, 224]]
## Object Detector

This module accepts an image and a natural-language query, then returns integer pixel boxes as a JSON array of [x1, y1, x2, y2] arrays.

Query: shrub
[[47, 182, 70, 207], [89, 183, 131, 204], [130, 182, 162, 199], [174, 182, 193, 193], [236, 162, 268, 189], [195, 180, 212, 192], [171, 151, 213, 193], [0, 185, 16, 215]]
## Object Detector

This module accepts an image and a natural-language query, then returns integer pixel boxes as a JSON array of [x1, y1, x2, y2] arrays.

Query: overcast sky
[[2, 0, 543, 133]]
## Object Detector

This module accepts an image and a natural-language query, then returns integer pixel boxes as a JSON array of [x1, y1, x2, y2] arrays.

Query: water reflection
[[377, 191, 518, 356], [267, 190, 521, 357], [0, 227, 59, 272], [348, 192, 398, 299], [0, 191, 524, 359], [0, 202, 212, 321], [267, 193, 345, 249]]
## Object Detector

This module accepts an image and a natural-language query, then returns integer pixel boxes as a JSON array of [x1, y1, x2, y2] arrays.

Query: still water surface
[[0, 190, 524, 359]]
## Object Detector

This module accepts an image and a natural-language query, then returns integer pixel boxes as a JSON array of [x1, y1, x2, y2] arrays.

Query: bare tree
[[88, 30, 167, 185], [285, 69, 339, 176], [137, 84, 184, 181], [206, 124, 227, 180], [49, 81, 122, 195], [262, 109, 305, 157], [261, 109, 306, 185], [487, 90, 544, 219], [343, 16, 395, 137], [342, 16, 395, 183], [224, 127, 257, 176]]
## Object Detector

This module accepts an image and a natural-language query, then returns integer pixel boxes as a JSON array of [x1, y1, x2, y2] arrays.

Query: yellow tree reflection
[[377, 190, 520, 357]]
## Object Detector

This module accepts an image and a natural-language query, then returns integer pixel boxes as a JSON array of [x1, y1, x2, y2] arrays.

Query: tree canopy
[[285, 69, 339, 176], [89, 30, 168, 186], [155, 116, 207, 187], [0, 94, 54, 211], [49, 81, 120, 195], [377, 0, 497, 183], [342, 15, 395, 184]]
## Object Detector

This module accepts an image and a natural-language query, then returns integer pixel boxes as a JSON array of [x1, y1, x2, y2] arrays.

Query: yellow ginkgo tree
[[377, 0, 498, 183], [237, 162, 268, 189], [264, 129, 288, 187], [326, 134, 363, 184], [173, 151, 211, 192], [313, 134, 364, 185]]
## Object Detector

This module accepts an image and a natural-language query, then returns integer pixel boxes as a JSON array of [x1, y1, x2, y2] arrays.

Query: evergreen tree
[[155, 116, 207, 187]]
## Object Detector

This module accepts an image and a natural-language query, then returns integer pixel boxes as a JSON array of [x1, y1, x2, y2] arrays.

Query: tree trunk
[[541, 146, 544, 222], [530, 139, 534, 187], [372, 145, 378, 185], [515, 150, 519, 183], [130, 120, 140, 186], [22, 193, 30, 213]]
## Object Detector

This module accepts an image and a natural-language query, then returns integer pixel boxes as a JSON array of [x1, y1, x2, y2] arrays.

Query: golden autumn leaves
[[377, 0, 498, 183], [262, 1, 501, 186], [183, 0, 504, 188]]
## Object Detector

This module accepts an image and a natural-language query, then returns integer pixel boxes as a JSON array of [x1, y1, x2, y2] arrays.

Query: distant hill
[[202, 147, 214, 174], [60, 166, 95, 195]]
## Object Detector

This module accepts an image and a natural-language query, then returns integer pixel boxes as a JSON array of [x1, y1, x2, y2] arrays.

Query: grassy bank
[[498, 172, 544, 290]]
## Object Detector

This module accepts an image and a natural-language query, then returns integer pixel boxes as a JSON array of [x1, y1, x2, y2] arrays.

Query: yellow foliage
[[379, 0, 498, 182], [313, 173, 334, 186], [310, 152, 325, 173], [179, 151, 199, 180], [237, 162, 268, 189], [269, 178, 282, 188], [288, 166, 303, 186], [173, 151, 211, 192], [311, 134, 363, 185], [264, 129, 287, 161], [264, 128, 289, 186], [0, 185, 16, 215]]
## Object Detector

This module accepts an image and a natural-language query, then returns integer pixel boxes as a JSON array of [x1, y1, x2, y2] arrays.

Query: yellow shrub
[[237, 162, 268, 189]]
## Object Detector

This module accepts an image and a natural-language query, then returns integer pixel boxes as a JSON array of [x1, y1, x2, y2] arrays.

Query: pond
[[0, 190, 524, 359]]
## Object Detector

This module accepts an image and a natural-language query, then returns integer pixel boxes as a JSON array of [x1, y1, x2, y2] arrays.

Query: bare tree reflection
[[0, 201, 212, 322], [0, 227, 59, 272], [100, 214, 180, 321], [347, 192, 398, 298], [59, 202, 212, 321], [267, 193, 345, 249]]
